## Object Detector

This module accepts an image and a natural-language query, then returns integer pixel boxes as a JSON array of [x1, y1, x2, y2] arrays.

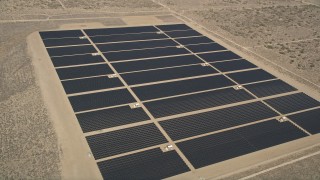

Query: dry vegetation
[[61, 0, 163, 11], [253, 39, 320, 84], [158, 0, 303, 10]]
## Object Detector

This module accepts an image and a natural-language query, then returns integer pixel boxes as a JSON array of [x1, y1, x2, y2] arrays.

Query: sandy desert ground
[[0, 0, 319, 179]]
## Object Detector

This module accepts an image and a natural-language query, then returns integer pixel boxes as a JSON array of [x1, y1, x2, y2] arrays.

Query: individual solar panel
[[68, 89, 135, 112], [91, 32, 168, 43], [76, 105, 150, 133], [56, 64, 113, 80], [160, 101, 278, 141], [156, 24, 192, 31], [227, 69, 276, 84], [121, 65, 218, 85], [236, 120, 307, 150], [198, 51, 241, 62], [97, 148, 190, 179], [133, 75, 235, 101], [46, 45, 97, 57], [145, 88, 254, 118], [245, 80, 297, 98], [288, 108, 320, 134], [103, 47, 190, 62], [186, 43, 227, 53], [175, 36, 215, 45], [166, 30, 202, 38], [177, 127, 256, 169], [39, 30, 84, 39], [86, 123, 167, 159], [84, 26, 158, 36], [211, 59, 257, 72], [96, 39, 177, 52], [61, 76, 124, 94], [51, 54, 105, 67], [112, 55, 203, 73], [265, 93, 320, 114], [42, 38, 90, 47], [177, 120, 307, 169]]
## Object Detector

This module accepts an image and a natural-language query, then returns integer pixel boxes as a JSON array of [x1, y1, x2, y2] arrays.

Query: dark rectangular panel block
[[160, 101, 278, 141], [76, 105, 150, 133], [43, 38, 90, 47], [68, 89, 135, 112], [56, 64, 113, 80], [91, 32, 168, 43], [40, 30, 84, 39], [236, 120, 307, 151], [97, 148, 190, 179], [177, 119, 306, 169], [122, 65, 218, 85], [156, 24, 192, 31], [198, 51, 241, 62], [96, 39, 177, 52], [61, 76, 124, 94], [51, 54, 105, 67], [177, 128, 255, 169], [245, 80, 297, 98], [133, 75, 235, 101], [112, 55, 203, 73], [288, 108, 320, 134], [175, 36, 215, 45], [187, 43, 227, 53], [227, 69, 276, 84], [265, 93, 320, 114], [146, 88, 254, 118], [103, 47, 190, 62], [86, 123, 167, 159], [46, 45, 96, 57], [84, 26, 158, 36], [211, 59, 257, 72], [166, 30, 202, 38]]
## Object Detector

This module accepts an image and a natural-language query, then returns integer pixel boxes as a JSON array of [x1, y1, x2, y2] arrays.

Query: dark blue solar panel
[[51, 54, 105, 67], [146, 88, 254, 118], [133, 75, 235, 101], [227, 69, 276, 84], [265, 93, 320, 114], [288, 108, 320, 134], [86, 123, 167, 159], [187, 43, 227, 53], [97, 148, 190, 179], [46, 45, 96, 57], [97, 39, 177, 52], [43, 38, 90, 47], [76, 105, 150, 133], [112, 55, 202, 73], [84, 26, 158, 36], [121, 65, 218, 85], [156, 24, 192, 31], [198, 51, 241, 62], [166, 30, 202, 38], [211, 59, 257, 72], [245, 80, 297, 97], [56, 64, 113, 80], [40, 30, 84, 39], [103, 47, 190, 62], [175, 36, 215, 45], [61, 76, 124, 94], [68, 89, 135, 112], [91, 32, 168, 43]]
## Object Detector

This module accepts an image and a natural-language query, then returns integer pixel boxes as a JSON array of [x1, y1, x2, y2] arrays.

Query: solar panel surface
[[40, 24, 320, 179]]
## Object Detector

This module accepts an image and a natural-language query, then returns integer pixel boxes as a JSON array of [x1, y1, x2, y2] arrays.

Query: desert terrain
[[0, 0, 319, 179]]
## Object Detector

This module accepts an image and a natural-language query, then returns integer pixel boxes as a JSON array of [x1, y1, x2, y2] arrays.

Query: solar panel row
[[40, 24, 320, 180]]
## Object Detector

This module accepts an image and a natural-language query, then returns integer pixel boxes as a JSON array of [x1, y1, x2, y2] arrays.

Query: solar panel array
[[40, 24, 320, 179]]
